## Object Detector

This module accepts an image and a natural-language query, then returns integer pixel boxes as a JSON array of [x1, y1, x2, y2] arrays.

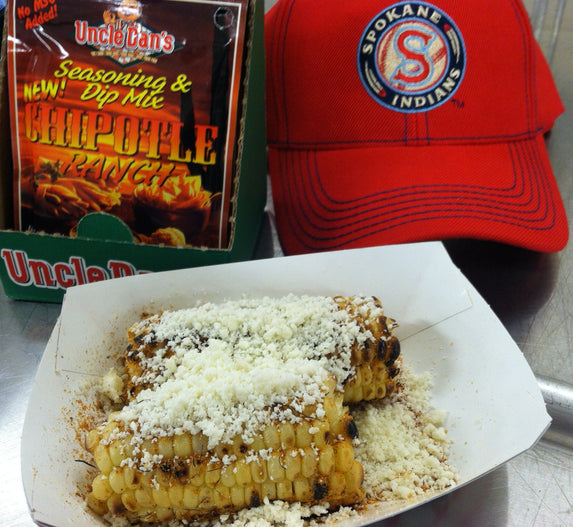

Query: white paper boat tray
[[20, 242, 550, 526]]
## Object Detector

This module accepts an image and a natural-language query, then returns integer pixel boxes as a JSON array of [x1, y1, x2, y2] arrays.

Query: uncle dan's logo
[[74, 0, 177, 67], [357, 1, 465, 112]]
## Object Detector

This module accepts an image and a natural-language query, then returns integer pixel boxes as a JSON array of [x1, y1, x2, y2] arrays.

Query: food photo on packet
[[1, 0, 573, 527]]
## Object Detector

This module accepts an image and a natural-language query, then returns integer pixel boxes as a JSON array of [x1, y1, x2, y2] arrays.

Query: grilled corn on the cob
[[86, 376, 363, 522], [85, 295, 401, 522]]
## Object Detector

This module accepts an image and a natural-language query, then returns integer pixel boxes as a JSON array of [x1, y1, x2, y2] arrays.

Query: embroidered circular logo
[[357, 1, 465, 112]]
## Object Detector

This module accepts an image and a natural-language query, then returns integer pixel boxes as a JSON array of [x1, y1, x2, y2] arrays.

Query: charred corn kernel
[[221, 464, 236, 487], [86, 429, 100, 451], [192, 434, 208, 456], [121, 490, 139, 512], [323, 395, 339, 424], [87, 492, 108, 516], [156, 507, 173, 521], [334, 441, 355, 473], [295, 421, 312, 448], [205, 464, 221, 486], [232, 435, 246, 452], [168, 485, 184, 507], [285, 451, 301, 481], [154, 469, 171, 488], [293, 478, 312, 501], [123, 466, 139, 489], [91, 474, 113, 501], [363, 383, 375, 400], [263, 426, 280, 450], [346, 460, 364, 491], [135, 488, 154, 508], [250, 458, 267, 484], [214, 483, 232, 508], [311, 420, 329, 447], [318, 445, 335, 475], [189, 462, 206, 486], [213, 443, 231, 459], [235, 459, 252, 486], [328, 471, 346, 497], [152, 487, 171, 508], [173, 434, 192, 457], [230, 485, 245, 507], [93, 444, 113, 473], [198, 487, 214, 509], [267, 452, 286, 482], [248, 435, 265, 453], [245, 484, 261, 508], [109, 441, 125, 466], [109, 468, 127, 494], [183, 487, 200, 509], [261, 481, 277, 501], [158, 437, 174, 458], [107, 494, 124, 515], [277, 481, 294, 500], [375, 380, 387, 399], [141, 439, 157, 457], [301, 447, 318, 478], [279, 422, 296, 449]]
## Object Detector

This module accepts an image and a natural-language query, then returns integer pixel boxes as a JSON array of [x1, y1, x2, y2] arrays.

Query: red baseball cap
[[265, 0, 569, 254]]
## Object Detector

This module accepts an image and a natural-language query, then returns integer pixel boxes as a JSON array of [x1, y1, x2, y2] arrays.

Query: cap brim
[[269, 134, 569, 254]]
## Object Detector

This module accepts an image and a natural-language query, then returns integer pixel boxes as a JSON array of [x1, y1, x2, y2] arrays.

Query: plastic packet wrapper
[[6, 0, 250, 248]]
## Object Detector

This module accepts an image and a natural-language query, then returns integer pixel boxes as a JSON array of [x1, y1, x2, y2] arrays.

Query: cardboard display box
[[0, 0, 267, 303]]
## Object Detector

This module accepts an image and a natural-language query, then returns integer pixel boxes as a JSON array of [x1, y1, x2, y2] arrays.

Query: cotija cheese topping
[[110, 295, 387, 453]]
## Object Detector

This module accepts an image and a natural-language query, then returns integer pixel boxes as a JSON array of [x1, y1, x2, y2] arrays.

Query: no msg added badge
[[357, 1, 465, 112]]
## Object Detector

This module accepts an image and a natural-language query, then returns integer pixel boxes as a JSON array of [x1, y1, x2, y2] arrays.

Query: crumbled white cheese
[[115, 295, 382, 451], [354, 368, 458, 501], [204, 497, 335, 527], [100, 369, 124, 403]]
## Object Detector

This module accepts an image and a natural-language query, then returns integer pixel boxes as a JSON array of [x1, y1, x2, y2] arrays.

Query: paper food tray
[[20, 241, 551, 526]]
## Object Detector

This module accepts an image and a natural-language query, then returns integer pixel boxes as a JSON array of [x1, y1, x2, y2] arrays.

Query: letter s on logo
[[391, 28, 435, 86]]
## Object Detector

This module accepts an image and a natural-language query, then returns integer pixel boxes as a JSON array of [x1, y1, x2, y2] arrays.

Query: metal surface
[[2, 0, 573, 526], [538, 376, 573, 449]]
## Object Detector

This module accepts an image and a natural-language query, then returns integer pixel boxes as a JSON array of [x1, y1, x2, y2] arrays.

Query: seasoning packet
[[7, 0, 250, 248]]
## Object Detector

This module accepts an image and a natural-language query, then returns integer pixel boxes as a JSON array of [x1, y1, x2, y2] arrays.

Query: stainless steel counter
[[2, 0, 573, 526]]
